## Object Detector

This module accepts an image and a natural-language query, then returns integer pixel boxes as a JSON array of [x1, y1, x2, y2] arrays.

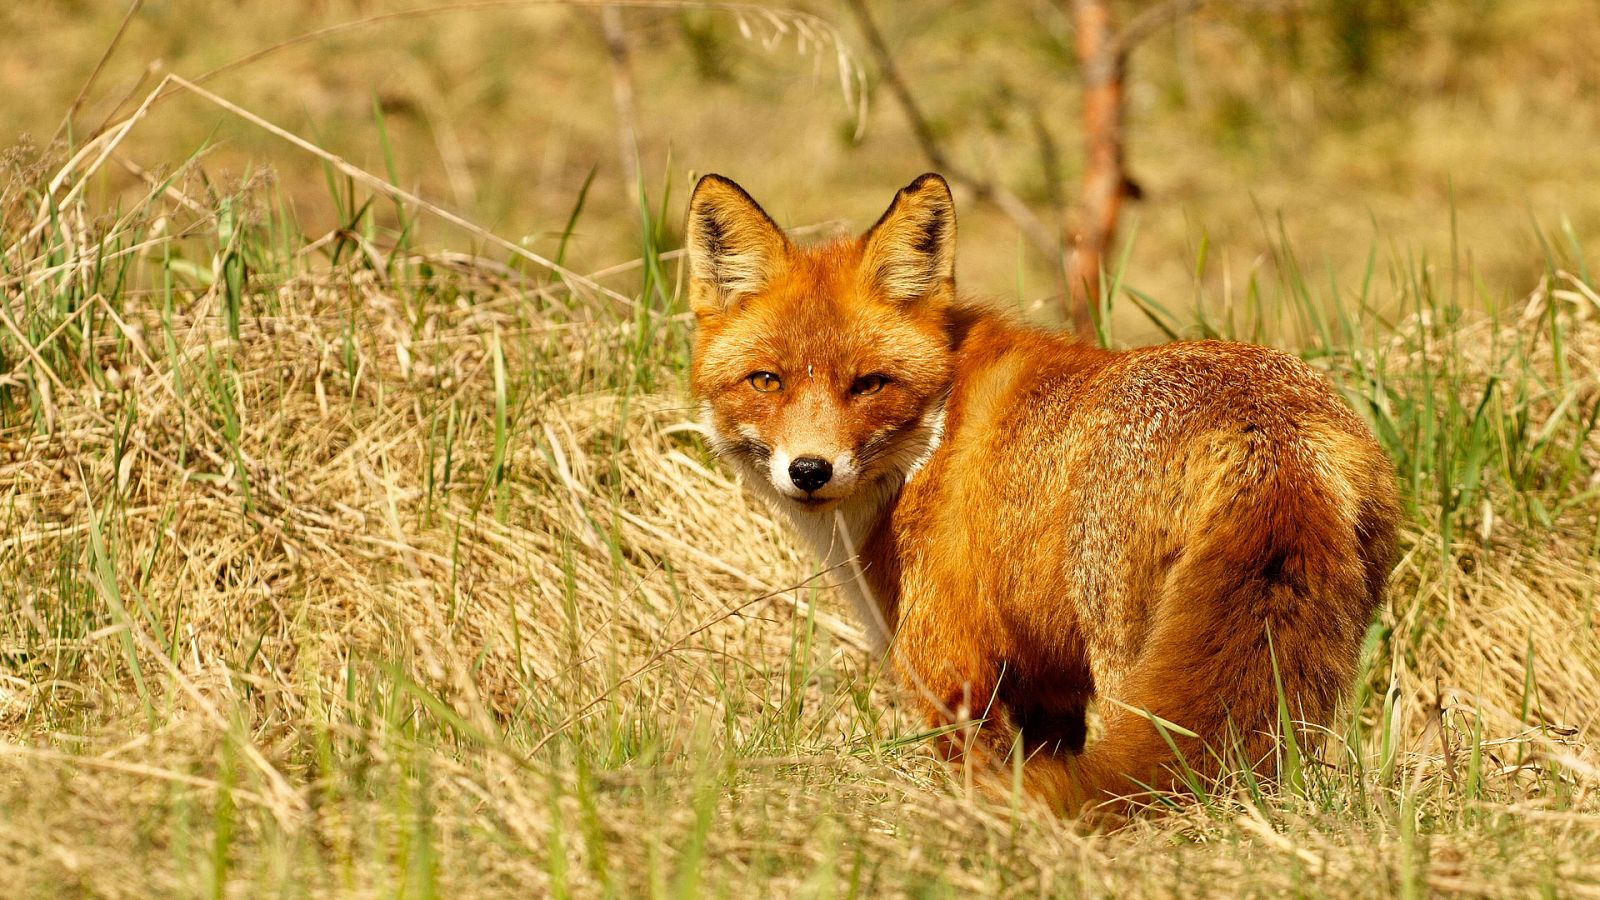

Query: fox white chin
[[698, 402, 947, 651]]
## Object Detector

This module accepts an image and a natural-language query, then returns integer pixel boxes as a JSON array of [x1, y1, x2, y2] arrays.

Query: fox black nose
[[788, 456, 833, 493]]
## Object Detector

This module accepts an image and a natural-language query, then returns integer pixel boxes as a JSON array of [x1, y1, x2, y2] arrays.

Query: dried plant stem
[[600, 5, 644, 203], [49, 0, 146, 145], [843, 0, 1062, 267]]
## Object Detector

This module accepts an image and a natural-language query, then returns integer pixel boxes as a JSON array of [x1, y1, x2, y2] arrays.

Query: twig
[[89, 60, 162, 139], [50, 0, 146, 145], [1114, 0, 1208, 59], [842, 0, 1061, 262]]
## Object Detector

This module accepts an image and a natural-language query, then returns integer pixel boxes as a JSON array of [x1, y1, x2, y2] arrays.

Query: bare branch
[[1114, 0, 1207, 59], [843, 0, 1062, 262], [50, 0, 146, 146]]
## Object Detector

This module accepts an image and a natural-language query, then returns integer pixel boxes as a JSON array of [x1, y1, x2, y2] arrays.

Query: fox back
[[686, 173, 1400, 814]]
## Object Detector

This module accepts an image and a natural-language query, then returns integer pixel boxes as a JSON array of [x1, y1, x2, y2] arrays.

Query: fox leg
[[913, 688, 1112, 817], [898, 654, 1014, 773], [892, 635, 1103, 812], [889, 611, 1019, 787], [892, 576, 1116, 809]]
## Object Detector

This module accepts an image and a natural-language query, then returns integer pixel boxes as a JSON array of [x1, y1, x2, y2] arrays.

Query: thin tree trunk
[[1065, 0, 1127, 336], [855, 0, 1203, 338]]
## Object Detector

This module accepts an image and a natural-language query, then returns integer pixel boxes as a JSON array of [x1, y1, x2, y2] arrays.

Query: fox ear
[[861, 173, 956, 303], [685, 175, 789, 316]]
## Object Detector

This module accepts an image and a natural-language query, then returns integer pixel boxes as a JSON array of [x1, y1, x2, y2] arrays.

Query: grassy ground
[[3, 2, 1600, 897]]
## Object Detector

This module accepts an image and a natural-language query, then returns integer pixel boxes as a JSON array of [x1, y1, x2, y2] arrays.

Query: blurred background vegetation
[[6, 0, 1599, 336]]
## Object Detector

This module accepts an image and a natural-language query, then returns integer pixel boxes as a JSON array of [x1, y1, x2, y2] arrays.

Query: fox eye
[[851, 374, 889, 396], [748, 371, 782, 393]]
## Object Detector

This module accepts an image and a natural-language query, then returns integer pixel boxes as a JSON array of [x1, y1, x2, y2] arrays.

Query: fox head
[[686, 173, 958, 513]]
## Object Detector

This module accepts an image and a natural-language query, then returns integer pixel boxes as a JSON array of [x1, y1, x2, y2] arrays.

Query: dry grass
[[2, 4, 1600, 896]]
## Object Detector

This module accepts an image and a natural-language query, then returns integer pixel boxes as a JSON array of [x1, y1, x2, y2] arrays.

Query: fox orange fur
[[685, 173, 1400, 815]]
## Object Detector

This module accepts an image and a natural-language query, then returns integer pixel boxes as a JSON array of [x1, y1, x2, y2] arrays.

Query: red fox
[[685, 173, 1400, 814]]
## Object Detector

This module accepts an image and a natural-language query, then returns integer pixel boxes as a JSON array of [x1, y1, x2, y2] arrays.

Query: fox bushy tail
[[1042, 454, 1395, 815]]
